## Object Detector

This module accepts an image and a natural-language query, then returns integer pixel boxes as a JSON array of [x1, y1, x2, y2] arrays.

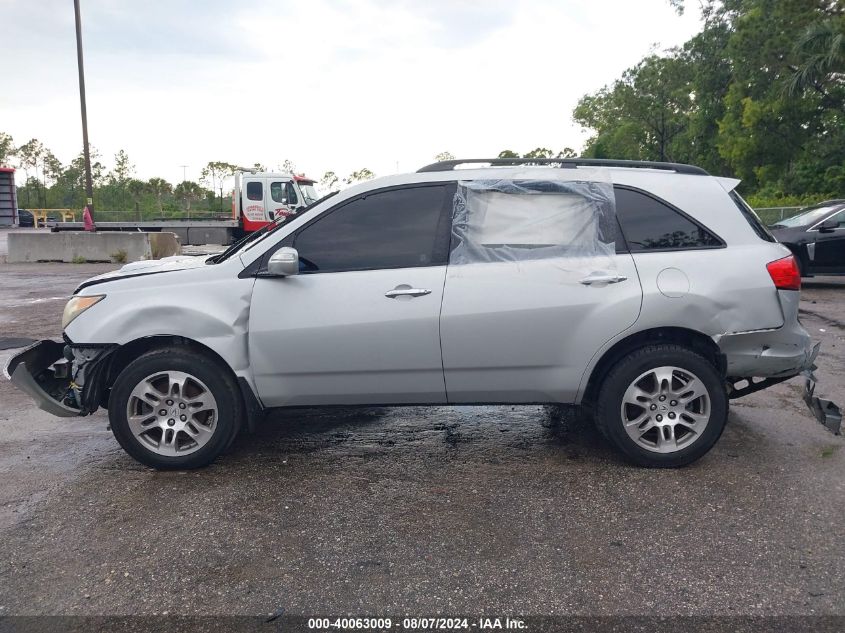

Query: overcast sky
[[1, 0, 702, 186]]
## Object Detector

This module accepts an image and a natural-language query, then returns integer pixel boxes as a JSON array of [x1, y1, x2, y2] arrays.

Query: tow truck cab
[[232, 172, 319, 232]]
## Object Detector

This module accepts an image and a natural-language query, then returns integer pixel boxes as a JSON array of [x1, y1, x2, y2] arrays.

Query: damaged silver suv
[[5, 158, 831, 470]]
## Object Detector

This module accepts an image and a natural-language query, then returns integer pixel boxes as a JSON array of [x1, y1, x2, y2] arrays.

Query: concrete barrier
[[7, 232, 181, 263]]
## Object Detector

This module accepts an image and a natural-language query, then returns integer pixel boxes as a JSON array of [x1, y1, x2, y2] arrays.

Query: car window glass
[[294, 185, 448, 273], [823, 209, 845, 228], [615, 187, 722, 251], [246, 181, 263, 201], [778, 205, 840, 228], [270, 181, 298, 205]]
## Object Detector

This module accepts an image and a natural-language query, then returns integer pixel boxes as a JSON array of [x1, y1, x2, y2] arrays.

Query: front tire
[[108, 348, 243, 470], [595, 344, 728, 468]]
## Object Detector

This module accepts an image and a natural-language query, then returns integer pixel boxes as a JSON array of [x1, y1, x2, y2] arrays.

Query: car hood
[[75, 255, 211, 293]]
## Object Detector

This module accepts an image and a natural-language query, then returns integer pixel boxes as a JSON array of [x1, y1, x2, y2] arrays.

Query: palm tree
[[787, 18, 845, 109], [147, 177, 172, 214]]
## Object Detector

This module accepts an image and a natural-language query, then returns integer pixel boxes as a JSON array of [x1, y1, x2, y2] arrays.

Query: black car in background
[[16, 209, 34, 227], [769, 200, 845, 277]]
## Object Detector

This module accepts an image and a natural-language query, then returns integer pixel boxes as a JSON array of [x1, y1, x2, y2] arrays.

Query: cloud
[[0, 0, 702, 186]]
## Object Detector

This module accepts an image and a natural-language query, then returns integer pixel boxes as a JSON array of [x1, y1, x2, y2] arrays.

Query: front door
[[248, 183, 454, 407], [268, 179, 299, 221], [812, 209, 845, 273]]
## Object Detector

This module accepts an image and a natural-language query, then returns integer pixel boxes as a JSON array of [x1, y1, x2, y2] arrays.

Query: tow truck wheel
[[108, 348, 242, 470]]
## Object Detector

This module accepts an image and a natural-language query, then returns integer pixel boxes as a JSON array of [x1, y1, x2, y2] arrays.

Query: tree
[[787, 17, 845, 109], [173, 180, 205, 211], [524, 148, 555, 159], [435, 151, 455, 162], [320, 171, 340, 192], [497, 150, 520, 158], [16, 139, 46, 206], [280, 159, 296, 174], [0, 132, 14, 167], [200, 161, 237, 212], [344, 168, 375, 184], [147, 177, 172, 214], [127, 179, 148, 219], [252, 162, 267, 172]]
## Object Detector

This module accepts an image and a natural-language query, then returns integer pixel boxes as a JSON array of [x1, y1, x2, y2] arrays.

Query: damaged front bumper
[[4, 339, 116, 417], [4, 340, 81, 416]]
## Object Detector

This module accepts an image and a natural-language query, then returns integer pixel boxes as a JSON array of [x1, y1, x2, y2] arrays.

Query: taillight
[[766, 254, 801, 291]]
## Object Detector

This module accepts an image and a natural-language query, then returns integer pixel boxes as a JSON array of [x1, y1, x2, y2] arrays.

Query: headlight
[[62, 295, 105, 329]]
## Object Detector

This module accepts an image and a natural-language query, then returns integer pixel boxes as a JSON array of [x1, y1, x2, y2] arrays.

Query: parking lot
[[0, 256, 843, 621]]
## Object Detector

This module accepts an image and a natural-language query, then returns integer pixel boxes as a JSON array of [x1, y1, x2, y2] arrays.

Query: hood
[[75, 255, 211, 293]]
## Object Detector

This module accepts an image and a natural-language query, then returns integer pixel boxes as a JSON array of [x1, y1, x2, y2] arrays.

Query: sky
[[0, 0, 703, 187]]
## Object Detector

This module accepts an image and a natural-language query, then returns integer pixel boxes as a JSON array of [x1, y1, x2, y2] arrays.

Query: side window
[[293, 185, 450, 273], [829, 210, 845, 228], [246, 181, 263, 201], [270, 181, 300, 205], [614, 187, 722, 252], [730, 191, 776, 242]]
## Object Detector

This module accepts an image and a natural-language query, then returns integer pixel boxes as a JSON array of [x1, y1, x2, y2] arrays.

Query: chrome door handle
[[579, 273, 628, 286], [385, 287, 432, 298]]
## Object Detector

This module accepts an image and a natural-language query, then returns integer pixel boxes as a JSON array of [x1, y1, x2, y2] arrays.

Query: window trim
[[258, 182, 456, 275], [807, 207, 845, 232], [614, 184, 726, 254]]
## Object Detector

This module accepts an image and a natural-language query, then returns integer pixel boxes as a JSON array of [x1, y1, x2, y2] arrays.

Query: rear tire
[[108, 348, 243, 470], [595, 344, 727, 468]]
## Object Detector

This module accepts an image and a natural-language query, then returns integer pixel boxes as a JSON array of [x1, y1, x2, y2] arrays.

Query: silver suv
[[5, 158, 823, 469]]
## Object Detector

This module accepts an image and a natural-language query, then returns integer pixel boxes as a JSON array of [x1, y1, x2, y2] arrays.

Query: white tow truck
[[52, 171, 319, 245]]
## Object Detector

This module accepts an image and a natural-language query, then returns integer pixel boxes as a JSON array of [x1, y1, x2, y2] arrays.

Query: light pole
[[74, 0, 95, 227]]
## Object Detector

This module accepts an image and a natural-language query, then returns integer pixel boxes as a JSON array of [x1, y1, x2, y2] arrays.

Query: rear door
[[240, 175, 270, 231], [439, 181, 643, 404]]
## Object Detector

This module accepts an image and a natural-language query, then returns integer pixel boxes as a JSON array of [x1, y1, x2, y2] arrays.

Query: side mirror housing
[[267, 247, 299, 276], [818, 218, 838, 233]]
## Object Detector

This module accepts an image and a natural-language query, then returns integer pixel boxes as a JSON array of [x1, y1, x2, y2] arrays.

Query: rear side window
[[614, 187, 722, 252], [246, 181, 263, 201], [730, 191, 776, 242], [293, 185, 450, 273]]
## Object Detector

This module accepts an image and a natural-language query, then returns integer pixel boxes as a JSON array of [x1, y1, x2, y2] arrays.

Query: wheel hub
[[620, 365, 712, 454], [125, 370, 219, 457]]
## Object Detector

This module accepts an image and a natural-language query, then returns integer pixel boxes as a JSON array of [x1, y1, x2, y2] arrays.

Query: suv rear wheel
[[595, 344, 727, 467], [108, 348, 242, 470]]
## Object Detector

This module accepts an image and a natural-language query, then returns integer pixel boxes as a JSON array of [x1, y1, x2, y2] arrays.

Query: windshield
[[774, 204, 841, 228], [299, 183, 319, 205]]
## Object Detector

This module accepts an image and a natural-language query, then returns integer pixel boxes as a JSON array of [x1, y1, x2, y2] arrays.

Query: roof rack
[[416, 158, 709, 176]]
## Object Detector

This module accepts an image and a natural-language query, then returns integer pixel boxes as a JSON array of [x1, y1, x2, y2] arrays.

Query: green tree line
[[573, 0, 844, 207], [0, 137, 378, 220]]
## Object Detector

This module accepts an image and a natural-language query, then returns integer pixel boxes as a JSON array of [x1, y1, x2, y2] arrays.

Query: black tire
[[108, 348, 243, 470], [595, 344, 728, 468]]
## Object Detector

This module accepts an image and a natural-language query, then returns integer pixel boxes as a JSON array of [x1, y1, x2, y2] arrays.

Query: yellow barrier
[[28, 209, 75, 225]]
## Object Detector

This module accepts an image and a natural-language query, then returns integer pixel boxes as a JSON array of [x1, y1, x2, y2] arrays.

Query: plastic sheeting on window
[[449, 176, 617, 274]]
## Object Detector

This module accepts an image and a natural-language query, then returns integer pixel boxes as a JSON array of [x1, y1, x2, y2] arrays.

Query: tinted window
[[246, 181, 263, 201], [730, 191, 776, 241], [271, 181, 298, 205], [294, 185, 449, 273], [615, 187, 722, 251]]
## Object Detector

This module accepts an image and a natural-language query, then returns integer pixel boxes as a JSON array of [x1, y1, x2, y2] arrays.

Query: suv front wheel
[[108, 348, 243, 470], [595, 344, 728, 467]]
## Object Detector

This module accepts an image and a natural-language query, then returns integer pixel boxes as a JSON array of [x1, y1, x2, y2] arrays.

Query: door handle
[[385, 287, 432, 298], [579, 273, 628, 286]]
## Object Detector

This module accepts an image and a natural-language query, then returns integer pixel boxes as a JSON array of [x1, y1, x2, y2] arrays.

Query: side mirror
[[267, 247, 299, 276], [818, 218, 838, 233]]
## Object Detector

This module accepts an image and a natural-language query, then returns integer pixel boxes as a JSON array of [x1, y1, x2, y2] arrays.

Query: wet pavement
[[0, 262, 843, 619]]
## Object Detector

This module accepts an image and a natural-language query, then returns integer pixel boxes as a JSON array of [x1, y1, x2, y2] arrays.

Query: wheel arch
[[579, 327, 726, 406], [104, 335, 263, 431]]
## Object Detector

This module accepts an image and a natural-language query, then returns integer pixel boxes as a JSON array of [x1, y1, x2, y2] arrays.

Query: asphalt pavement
[[0, 261, 843, 625]]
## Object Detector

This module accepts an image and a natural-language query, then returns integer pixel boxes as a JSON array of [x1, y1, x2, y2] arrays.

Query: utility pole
[[73, 0, 95, 228], [180, 165, 188, 182]]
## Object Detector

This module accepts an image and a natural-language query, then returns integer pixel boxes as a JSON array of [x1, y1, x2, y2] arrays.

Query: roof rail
[[416, 158, 709, 176]]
